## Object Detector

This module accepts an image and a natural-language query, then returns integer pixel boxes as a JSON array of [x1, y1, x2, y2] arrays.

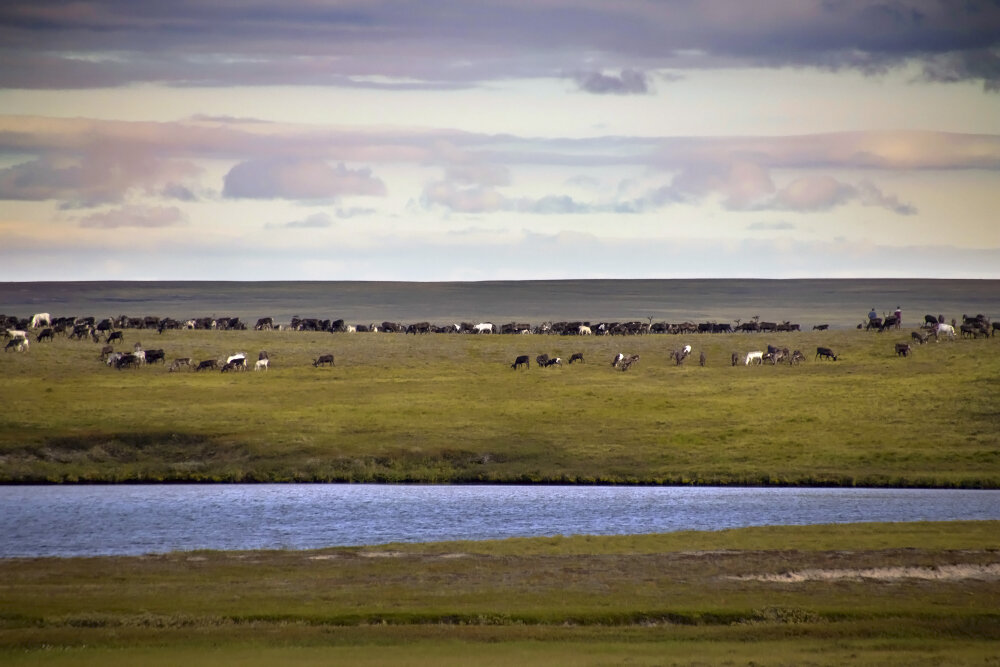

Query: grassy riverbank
[[1, 327, 998, 486], [1, 521, 998, 665], [0, 330, 1000, 488]]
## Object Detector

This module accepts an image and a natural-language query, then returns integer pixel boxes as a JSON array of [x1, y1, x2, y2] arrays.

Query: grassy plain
[[1, 326, 998, 486], [1, 521, 998, 665]]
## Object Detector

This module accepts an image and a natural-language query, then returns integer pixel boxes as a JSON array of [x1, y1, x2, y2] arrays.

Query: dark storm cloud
[[920, 48, 1000, 92], [1, 1, 998, 90]]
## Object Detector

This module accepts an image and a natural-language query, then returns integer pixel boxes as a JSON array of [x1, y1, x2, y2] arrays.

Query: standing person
[[894, 306, 902, 327]]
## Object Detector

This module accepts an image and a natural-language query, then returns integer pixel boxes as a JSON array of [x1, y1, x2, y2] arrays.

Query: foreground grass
[[1, 327, 998, 486], [1, 521, 998, 665]]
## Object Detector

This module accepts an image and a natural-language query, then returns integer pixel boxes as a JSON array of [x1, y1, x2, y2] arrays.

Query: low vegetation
[[1, 327, 998, 486], [1, 521, 997, 665]]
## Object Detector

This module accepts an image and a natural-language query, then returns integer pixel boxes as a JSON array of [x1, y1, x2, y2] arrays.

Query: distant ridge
[[1, 279, 997, 329]]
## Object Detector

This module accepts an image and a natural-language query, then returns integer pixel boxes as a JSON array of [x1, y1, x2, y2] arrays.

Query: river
[[2, 484, 998, 558]]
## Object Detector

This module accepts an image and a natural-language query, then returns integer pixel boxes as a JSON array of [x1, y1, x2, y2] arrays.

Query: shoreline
[[2, 477, 998, 489]]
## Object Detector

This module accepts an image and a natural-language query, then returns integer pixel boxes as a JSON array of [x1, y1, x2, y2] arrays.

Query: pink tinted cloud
[[759, 176, 915, 215], [667, 161, 776, 209], [769, 175, 856, 212], [2, 117, 998, 172], [421, 181, 507, 213], [0, 115, 981, 216], [222, 159, 386, 200], [0, 150, 200, 207]]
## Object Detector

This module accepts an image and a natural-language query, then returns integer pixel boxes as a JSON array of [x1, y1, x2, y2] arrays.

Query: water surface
[[2, 484, 997, 558]]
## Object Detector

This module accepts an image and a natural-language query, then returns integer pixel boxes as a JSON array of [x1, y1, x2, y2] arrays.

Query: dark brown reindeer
[[313, 354, 335, 367]]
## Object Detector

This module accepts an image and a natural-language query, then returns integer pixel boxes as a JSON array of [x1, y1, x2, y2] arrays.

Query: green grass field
[[1, 326, 998, 486], [1, 521, 997, 665], [3, 325, 999, 664]]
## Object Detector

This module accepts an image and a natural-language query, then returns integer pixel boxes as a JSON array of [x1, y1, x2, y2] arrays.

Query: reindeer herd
[[0, 312, 341, 373], [2, 308, 997, 376]]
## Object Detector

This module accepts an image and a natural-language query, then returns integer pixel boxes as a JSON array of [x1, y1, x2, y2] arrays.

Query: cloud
[[336, 206, 375, 219], [2, 117, 999, 174], [422, 179, 602, 215], [669, 162, 777, 210], [0, 152, 199, 207], [421, 181, 507, 213], [77, 205, 185, 229], [161, 183, 198, 201], [919, 48, 1000, 93], [566, 174, 602, 189], [0, 115, 972, 221], [223, 159, 386, 200], [752, 176, 915, 215], [856, 180, 917, 215], [611, 162, 776, 212], [265, 212, 333, 229], [769, 175, 856, 212], [752, 175, 916, 215], [616, 167, 916, 217], [2, 1, 998, 91], [445, 162, 511, 187], [514, 195, 593, 214], [748, 221, 797, 231], [0, 157, 90, 202], [571, 69, 649, 95]]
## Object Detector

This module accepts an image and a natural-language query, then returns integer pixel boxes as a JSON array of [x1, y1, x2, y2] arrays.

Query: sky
[[1, 0, 999, 281]]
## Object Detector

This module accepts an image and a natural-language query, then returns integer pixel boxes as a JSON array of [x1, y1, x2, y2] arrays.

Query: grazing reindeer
[[618, 354, 640, 371], [313, 354, 335, 367], [816, 346, 838, 361], [169, 358, 192, 372]]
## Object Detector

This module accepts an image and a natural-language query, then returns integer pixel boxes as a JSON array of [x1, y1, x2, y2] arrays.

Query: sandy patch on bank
[[734, 563, 1000, 583], [358, 551, 406, 558], [304, 551, 470, 561]]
